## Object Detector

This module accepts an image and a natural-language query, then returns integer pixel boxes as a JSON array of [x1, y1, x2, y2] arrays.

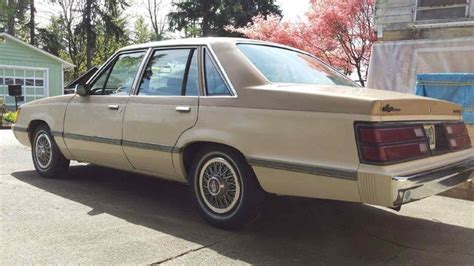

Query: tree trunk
[[201, 17, 210, 36], [85, 0, 93, 69], [30, 0, 35, 45], [355, 63, 365, 87], [6, 0, 15, 36]]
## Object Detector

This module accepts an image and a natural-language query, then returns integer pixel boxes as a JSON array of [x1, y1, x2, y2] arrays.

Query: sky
[[277, 0, 309, 21], [35, 0, 310, 29]]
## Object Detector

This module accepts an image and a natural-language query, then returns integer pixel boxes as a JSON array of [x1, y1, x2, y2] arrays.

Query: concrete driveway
[[1, 129, 473, 265]]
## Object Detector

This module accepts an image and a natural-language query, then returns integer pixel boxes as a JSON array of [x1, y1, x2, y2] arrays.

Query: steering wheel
[[89, 87, 103, 95], [114, 86, 128, 94]]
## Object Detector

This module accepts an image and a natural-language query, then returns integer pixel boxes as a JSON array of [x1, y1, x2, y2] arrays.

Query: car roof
[[119, 37, 263, 51]]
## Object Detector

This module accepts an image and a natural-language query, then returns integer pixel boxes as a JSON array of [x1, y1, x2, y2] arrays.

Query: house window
[[415, 0, 471, 21], [0, 67, 47, 106]]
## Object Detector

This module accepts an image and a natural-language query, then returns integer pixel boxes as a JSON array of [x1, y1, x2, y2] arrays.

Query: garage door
[[0, 67, 47, 106]]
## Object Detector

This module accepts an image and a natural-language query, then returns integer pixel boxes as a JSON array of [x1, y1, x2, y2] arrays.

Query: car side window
[[138, 48, 198, 96], [89, 51, 145, 95], [204, 49, 231, 96]]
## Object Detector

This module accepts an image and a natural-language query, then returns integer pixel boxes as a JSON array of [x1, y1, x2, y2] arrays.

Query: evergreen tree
[[0, 0, 29, 37], [36, 17, 63, 56], [76, 0, 129, 69], [168, 0, 281, 37], [133, 16, 152, 44]]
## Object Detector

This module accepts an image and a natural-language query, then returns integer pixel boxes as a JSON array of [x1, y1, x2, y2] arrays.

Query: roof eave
[[0, 33, 76, 69]]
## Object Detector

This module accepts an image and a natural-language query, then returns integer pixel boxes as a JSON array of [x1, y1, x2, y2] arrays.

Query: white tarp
[[367, 37, 474, 93]]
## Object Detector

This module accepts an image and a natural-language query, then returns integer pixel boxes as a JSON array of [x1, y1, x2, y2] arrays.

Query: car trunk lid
[[266, 84, 463, 119], [373, 98, 462, 117]]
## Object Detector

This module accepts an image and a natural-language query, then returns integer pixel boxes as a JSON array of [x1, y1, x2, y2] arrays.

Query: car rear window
[[237, 44, 358, 87]]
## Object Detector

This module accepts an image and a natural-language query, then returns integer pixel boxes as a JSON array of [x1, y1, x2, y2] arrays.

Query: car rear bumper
[[391, 156, 474, 206]]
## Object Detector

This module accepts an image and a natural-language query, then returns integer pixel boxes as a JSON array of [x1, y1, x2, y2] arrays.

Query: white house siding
[[367, 37, 474, 93], [375, 0, 474, 41]]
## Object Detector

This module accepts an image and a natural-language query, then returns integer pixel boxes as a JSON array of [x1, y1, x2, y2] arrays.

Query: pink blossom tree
[[227, 0, 375, 86]]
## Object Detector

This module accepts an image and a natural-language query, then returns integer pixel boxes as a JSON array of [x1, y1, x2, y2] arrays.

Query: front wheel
[[190, 146, 265, 229], [32, 124, 70, 178]]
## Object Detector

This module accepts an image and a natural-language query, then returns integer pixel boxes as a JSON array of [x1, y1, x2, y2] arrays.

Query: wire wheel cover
[[199, 157, 241, 214], [35, 132, 52, 169]]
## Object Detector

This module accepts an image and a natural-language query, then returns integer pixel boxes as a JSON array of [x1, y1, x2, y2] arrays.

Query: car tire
[[32, 124, 70, 178], [190, 145, 265, 229]]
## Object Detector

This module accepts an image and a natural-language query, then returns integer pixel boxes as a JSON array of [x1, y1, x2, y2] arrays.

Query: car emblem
[[381, 104, 401, 112], [424, 125, 436, 149]]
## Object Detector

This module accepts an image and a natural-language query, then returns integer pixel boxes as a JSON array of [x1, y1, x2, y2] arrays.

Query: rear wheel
[[32, 124, 69, 178], [190, 146, 265, 229]]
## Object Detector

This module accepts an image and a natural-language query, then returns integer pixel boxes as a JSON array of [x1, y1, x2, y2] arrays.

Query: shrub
[[3, 111, 17, 124]]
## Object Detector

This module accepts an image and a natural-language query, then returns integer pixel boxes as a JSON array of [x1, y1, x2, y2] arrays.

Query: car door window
[[204, 50, 231, 96], [90, 51, 145, 95], [138, 49, 198, 96]]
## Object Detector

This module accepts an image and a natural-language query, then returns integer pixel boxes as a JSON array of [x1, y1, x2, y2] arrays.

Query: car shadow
[[11, 165, 474, 264]]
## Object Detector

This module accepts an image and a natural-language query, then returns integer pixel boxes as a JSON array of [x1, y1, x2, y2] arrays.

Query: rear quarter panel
[[176, 103, 371, 203]]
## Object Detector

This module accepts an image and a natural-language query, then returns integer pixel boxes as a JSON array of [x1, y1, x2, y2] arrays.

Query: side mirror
[[75, 84, 89, 96]]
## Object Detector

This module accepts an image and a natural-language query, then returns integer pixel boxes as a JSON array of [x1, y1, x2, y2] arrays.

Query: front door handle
[[176, 106, 191, 113], [108, 104, 120, 110]]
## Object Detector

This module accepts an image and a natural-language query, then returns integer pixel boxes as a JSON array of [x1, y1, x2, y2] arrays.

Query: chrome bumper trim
[[392, 157, 474, 206]]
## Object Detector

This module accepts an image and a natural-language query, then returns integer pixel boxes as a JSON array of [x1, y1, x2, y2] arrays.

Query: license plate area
[[424, 124, 436, 149]]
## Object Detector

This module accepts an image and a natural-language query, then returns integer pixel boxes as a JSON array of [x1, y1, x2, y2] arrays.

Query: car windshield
[[237, 44, 358, 87]]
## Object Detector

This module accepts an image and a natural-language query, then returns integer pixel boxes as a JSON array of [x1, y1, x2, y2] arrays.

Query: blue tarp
[[415, 73, 474, 124]]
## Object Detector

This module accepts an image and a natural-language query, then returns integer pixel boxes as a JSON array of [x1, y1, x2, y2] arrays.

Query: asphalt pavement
[[1, 129, 473, 265]]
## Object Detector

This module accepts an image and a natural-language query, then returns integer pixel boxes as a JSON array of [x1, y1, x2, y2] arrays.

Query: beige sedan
[[13, 38, 473, 228]]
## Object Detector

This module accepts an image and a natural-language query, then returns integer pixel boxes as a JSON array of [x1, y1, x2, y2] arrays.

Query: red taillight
[[356, 122, 471, 165], [361, 142, 428, 163], [444, 123, 471, 151], [445, 123, 468, 136], [356, 124, 430, 165], [359, 127, 425, 144]]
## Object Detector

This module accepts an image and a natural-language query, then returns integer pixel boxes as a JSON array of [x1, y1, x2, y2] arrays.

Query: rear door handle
[[108, 105, 120, 110], [175, 106, 191, 113]]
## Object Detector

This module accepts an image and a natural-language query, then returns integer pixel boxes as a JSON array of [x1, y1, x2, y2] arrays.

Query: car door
[[64, 50, 147, 168], [122, 47, 200, 179]]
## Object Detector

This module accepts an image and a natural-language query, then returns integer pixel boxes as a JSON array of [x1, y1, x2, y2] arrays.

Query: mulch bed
[[0, 123, 12, 129]]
